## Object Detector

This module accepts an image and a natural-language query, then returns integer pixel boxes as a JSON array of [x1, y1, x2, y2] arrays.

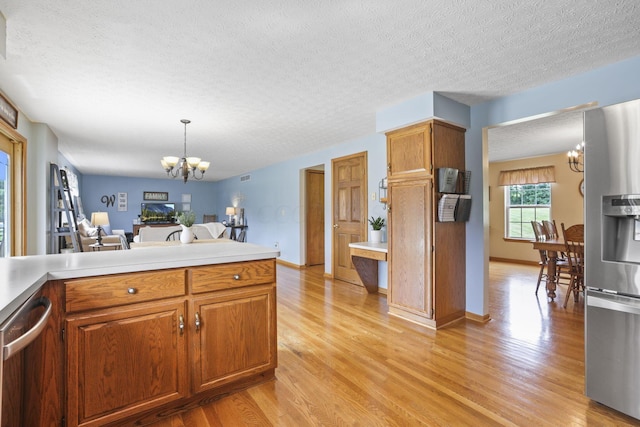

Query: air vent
[[240, 174, 251, 182]]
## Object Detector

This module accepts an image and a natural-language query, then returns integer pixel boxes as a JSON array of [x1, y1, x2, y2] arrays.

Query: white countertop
[[348, 241, 388, 253], [0, 241, 279, 324]]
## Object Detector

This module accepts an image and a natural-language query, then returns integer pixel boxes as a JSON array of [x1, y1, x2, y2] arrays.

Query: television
[[140, 203, 176, 223]]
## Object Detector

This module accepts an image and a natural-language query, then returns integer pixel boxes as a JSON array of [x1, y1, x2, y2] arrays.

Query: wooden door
[[191, 284, 277, 393], [305, 169, 325, 266], [65, 300, 188, 427], [332, 152, 367, 284], [388, 179, 433, 321]]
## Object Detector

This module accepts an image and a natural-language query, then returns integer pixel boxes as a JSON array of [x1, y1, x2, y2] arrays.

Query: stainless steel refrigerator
[[585, 98, 640, 420]]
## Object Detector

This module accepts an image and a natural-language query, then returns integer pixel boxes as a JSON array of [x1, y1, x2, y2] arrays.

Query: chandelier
[[567, 141, 584, 173], [161, 119, 210, 183]]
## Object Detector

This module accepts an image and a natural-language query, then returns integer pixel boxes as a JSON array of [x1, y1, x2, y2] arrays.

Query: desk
[[532, 238, 566, 300], [348, 242, 387, 293]]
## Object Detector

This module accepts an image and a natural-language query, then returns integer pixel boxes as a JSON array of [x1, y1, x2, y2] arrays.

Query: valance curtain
[[498, 165, 555, 186]]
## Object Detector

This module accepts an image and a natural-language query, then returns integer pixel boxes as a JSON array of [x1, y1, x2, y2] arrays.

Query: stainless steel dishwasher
[[0, 292, 52, 425]]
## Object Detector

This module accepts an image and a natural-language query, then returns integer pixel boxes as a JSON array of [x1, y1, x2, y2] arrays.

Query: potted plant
[[176, 211, 196, 243], [368, 216, 385, 243]]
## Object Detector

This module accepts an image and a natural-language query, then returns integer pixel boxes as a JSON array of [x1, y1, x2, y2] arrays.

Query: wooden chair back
[[542, 220, 559, 239], [166, 230, 199, 241], [560, 223, 585, 307], [531, 221, 548, 262], [203, 214, 217, 223], [561, 223, 584, 269], [531, 221, 549, 241]]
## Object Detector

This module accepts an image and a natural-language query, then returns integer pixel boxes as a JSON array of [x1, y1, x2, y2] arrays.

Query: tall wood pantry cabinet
[[386, 120, 466, 329]]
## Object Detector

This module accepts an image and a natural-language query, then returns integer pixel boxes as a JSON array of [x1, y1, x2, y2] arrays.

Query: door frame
[[304, 167, 325, 266], [0, 120, 26, 256]]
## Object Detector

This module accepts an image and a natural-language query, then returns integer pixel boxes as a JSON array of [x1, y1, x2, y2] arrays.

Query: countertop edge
[[349, 241, 388, 253], [0, 242, 280, 324]]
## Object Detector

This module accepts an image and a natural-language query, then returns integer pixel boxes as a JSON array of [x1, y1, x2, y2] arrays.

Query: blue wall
[[79, 132, 388, 286], [214, 132, 388, 284], [465, 54, 640, 316], [80, 175, 217, 232], [75, 53, 640, 313]]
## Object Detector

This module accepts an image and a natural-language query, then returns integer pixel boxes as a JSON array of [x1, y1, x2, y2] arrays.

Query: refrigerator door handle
[[588, 294, 640, 315]]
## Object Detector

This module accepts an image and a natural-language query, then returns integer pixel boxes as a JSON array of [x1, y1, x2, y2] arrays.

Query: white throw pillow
[[78, 218, 98, 237]]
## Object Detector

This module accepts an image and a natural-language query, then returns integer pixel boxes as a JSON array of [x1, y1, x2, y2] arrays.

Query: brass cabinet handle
[[127, 287, 137, 294], [233, 274, 240, 280], [195, 312, 201, 332], [179, 315, 184, 335]]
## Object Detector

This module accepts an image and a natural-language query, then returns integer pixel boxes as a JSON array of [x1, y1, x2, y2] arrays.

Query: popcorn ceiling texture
[[0, 1, 638, 178]]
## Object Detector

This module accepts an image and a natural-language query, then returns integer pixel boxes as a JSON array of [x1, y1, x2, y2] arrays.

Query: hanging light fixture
[[567, 141, 584, 173], [161, 119, 210, 183]]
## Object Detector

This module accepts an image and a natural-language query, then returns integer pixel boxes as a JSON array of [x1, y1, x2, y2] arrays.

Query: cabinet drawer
[[65, 269, 186, 313], [191, 259, 275, 293]]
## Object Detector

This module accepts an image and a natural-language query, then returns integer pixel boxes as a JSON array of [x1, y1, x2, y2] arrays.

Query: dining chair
[[560, 223, 585, 308], [531, 221, 571, 295], [531, 221, 550, 294], [543, 219, 567, 259], [166, 230, 198, 241], [542, 220, 559, 239]]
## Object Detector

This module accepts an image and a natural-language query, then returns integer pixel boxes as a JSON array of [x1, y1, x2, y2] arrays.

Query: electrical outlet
[[274, 242, 279, 248], [372, 192, 376, 201]]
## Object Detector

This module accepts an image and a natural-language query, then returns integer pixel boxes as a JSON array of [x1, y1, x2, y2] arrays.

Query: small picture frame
[[0, 93, 18, 129], [143, 191, 169, 201], [118, 192, 128, 211]]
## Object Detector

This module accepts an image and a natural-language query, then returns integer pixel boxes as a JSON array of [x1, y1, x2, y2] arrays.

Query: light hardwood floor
[[146, 262, 639, 426]]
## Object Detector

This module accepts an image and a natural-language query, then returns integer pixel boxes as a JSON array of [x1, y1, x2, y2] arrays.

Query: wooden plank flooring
[[147, 261, 639, 426]]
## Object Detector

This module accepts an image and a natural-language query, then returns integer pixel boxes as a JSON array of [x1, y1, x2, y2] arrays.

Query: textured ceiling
[[488, 110, 585, 162], [0, 1, 639, 179]]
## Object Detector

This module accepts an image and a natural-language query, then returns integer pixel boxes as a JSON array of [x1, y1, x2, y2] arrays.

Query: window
[[505, 183, 551, 239], [0, 125, 26, 257]]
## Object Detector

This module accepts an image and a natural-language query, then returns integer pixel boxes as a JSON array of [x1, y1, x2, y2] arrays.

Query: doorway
[[331, 152, 367, 284], [305, 168, 325, 266]]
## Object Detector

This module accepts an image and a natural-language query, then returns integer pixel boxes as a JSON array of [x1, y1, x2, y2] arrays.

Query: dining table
[[532, 237, 566, 300]]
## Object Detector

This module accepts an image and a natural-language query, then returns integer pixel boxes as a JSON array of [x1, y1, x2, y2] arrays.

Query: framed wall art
[[143, 191, 169, 201], [0, 93, 18, 129]]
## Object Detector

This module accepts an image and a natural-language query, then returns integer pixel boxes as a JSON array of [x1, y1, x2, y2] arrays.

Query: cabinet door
[[388, 179, 433, 321], [191, 284, 277, 393], [66, 300, 188, 427], [386, 122, 432, 181]]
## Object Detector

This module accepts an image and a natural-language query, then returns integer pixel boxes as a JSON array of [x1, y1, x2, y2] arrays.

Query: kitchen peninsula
[[0, 241, 279, 427]]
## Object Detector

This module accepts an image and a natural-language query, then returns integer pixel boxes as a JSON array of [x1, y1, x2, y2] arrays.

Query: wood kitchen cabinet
[[191, 285, 276, 393], [387, 122, 433, 180], [65, 300, 188, 427], [189, 259, 277, 394], [61, 259, 277, 427], [386, 120, 466, 329]]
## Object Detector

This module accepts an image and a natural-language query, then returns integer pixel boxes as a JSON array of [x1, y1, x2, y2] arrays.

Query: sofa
[[134, 222, 228, 243], [76, 218, 127, 251]]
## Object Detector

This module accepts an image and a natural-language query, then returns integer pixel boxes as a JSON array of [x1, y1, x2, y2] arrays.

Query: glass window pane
[[0, 150, 8, 258], [505, 183, 551, 239]]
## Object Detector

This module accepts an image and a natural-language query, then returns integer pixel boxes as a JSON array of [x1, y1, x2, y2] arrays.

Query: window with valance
[[499, 166, 554, 239]]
